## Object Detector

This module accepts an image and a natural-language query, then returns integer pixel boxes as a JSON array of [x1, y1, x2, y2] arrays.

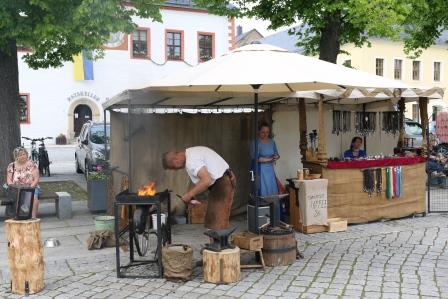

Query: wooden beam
[[397, 97, 405, 151], [419, 97, 429, 155], [317, 95, 327, 164], [298, 98, 307, 163]]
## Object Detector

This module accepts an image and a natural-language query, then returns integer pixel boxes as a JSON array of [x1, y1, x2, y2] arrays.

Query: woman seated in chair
[[6, 147, 40, 218]]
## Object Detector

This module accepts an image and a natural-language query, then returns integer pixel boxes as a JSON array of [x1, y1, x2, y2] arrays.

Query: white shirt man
[[162, 146, 236, 229]]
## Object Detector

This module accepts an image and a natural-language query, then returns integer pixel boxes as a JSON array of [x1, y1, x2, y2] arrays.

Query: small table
[[114, 190, 171, 278]]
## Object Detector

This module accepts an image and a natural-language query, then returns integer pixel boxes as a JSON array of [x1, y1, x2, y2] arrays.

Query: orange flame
[[138, 181, 156, 196]]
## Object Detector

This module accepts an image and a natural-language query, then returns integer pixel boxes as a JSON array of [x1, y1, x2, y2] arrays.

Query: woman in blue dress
[[251, 122, 280, 196]]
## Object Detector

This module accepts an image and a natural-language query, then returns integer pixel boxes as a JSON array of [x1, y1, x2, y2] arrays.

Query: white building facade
[[18, 3, 236, 142]]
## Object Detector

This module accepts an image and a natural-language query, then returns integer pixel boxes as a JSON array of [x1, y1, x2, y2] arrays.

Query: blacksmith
[[162, 146, 236, 229]]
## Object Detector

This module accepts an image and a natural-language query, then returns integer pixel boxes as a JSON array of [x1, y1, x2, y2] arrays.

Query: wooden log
[[317, 95, 327, 164], [262, 232, 297, 266], [203, 247, 240, 284], [5, 218, 44, 295], [419, 97, 429, 155], [298, 98, 308, 163], [397, 97, 406, 151]]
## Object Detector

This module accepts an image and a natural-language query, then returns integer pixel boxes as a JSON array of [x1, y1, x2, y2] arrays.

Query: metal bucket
[[94, 215, 115, 231]]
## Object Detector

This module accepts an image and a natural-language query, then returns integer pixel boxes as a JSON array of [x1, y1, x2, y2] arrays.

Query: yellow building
[[337, 38, 447, 121], [261, 31, 448, 122]]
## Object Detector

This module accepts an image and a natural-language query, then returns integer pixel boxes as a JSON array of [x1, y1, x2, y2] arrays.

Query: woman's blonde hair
[[13, 147, 28, 160]]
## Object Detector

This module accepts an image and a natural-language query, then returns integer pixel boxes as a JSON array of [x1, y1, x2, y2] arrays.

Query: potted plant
[[87, 164, 107, 213]]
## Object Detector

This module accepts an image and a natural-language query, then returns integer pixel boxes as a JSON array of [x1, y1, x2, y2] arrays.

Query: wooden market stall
[[294, 88, 444, 224]]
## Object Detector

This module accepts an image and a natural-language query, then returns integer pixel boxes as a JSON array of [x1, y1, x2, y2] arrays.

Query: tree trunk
[[0, 39, 21, 189], [319, 13, 342, 63]]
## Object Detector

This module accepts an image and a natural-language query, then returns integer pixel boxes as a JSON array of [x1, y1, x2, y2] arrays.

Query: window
[[198, 33, 214, 62], [434, 61, 441, 82], [412, 104, 420, 122], [433, 105, 443, 121], [166, 30, 183, 61], [131, 28, 150, 58], [394, 59, 402, 80], [343, 60, 351, 67], [19, 94, 30, 123], [375, 58, 384, 76], [412, 61, 421, 80]]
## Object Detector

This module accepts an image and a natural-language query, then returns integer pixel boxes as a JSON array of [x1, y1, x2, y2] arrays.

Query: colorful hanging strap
[[396, 166, 401, 198], [392, 167, 397, 198], [386, 167, 393, 199]]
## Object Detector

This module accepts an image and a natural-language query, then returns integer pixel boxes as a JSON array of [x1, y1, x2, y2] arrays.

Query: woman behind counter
[[6, 147, 40, 218], [251, 122, 280, 196], [344, 136, 367, 159]]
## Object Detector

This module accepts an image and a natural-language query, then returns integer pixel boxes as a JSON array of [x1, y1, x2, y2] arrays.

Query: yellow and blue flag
[[73, 50, 94, 80]]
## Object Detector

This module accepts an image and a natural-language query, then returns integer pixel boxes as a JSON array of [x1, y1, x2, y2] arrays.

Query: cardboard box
[[326, 218, 347, 232]]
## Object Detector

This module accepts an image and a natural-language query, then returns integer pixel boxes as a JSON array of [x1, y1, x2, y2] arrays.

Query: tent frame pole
[[251, 84, 261, 234], [128, 99, 132, 192]]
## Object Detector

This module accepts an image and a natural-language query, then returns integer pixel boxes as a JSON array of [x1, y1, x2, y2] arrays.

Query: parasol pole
[[251, 84, 261, 234]]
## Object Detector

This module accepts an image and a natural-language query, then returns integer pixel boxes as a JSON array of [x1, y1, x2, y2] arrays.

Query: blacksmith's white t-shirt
[[185, 146, 229, 185]]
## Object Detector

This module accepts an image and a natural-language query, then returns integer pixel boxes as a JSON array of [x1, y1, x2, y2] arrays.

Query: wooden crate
[[187, 200, 208, 224], [288, 184, 327, 234], [326, 218, 347, 232], [231, 232, 263, 250]]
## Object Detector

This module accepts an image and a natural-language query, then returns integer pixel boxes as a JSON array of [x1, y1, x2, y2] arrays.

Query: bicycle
[[22, 136, 53, 177]]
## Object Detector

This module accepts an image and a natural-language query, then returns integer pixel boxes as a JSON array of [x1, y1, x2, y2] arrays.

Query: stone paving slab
[[1, 212, 447, 298]]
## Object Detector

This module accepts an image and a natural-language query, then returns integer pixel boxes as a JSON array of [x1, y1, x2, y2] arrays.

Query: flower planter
[[87, 179, 107, 212]]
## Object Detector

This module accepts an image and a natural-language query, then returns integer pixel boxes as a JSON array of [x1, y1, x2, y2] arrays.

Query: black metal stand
[[114, 191, 171, 278]]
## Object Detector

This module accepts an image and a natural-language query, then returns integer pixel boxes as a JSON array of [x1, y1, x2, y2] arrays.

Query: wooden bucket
[[262, 232, 297, 267]]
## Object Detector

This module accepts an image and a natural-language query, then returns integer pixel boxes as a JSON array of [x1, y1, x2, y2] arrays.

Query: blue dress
[[343, 149, 367, 159], [251, 139, 279, 196]]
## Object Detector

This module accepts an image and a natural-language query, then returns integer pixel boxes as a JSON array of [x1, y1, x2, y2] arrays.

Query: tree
[[195, 0, 412, 63], [403, 0, 448, 57], [0, 0, 163, 186]]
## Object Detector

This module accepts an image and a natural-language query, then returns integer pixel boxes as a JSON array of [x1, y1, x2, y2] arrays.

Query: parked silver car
[[404, 119, 436, 147], [404, 118, 423, 147], [75, 122, 110, 177]]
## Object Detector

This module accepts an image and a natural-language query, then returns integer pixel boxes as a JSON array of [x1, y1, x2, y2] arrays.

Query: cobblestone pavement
[[1, 213, 448, 298]]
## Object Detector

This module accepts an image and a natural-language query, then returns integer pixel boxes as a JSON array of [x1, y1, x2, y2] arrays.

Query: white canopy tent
[[104, 44, 441, 232]]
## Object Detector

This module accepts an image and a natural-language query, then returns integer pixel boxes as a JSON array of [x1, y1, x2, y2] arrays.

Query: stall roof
[[103, 87, 444, 110], [104, 44, 443, 110]]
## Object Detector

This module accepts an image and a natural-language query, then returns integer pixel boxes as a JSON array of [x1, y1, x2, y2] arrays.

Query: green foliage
[[0, 0, 164, 69], [195, 0, 413, 60], [403, 0, 448, 58], [88, 171, 107, 181]]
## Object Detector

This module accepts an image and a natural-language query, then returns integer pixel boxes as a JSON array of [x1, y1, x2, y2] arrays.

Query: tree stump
[[203, 247, 240, 284], [5, 218, 44, 295]]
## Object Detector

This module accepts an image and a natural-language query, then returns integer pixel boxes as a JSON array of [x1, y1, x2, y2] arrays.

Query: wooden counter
[[303, 161, 426, 223]]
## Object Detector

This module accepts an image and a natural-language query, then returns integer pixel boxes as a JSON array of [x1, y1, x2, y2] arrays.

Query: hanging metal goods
[[375, 168, 382, 194], [355, 112, 376, 136], [362, 168, 384, 196], [308, 130, 318, 152], [362, 169, 375, 197], [382, 112, 400, 135], [332, 110, 351, 135]]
